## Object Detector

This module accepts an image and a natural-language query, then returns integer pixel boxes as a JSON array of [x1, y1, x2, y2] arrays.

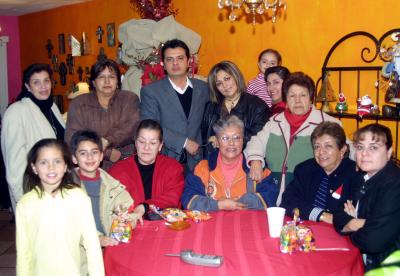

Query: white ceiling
[[0, 0, 93, 16]]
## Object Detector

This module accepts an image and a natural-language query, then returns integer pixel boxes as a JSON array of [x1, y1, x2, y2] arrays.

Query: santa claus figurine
[[357, 95, 373, 117], [335, 92, 348, 113]]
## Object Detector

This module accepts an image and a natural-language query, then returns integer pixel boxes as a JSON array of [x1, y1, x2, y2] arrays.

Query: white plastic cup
[[266, 207, 286, 238]]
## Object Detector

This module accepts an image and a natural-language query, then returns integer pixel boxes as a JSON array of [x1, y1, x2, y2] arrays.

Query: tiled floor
[[0, 209, 15, 276]]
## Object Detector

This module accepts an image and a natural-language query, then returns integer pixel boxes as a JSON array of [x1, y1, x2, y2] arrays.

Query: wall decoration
[[70, 35, 81, 56], [66, 54, 74, 74], [118, 15, 201, 96], [130, 0, 178, 21], [315, 72, 336, 112], [85, 66, 90, 82], [46, 39, 53, 59], [67, 82, 90, 100], [58, 34, 65, 55], [59, 62, 67, 86], [81, 32, 90, 55], [77, 66, 83, 81], [106, 23, 115, 47], [116, 43, 123, 64], [96, 25, 104, 43], [97, 47, 107, 62], [51, 54, 59, 72]]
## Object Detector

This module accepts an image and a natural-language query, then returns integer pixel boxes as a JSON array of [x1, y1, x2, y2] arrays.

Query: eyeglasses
[[218, 135, 242, 144], [355, 143, 386, 153]]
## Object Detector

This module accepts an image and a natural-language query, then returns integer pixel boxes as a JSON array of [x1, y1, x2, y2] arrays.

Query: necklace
[[224, 93, 241, 113]]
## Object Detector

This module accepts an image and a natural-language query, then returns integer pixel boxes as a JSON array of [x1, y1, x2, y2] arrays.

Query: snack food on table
[[185, 210, 212, 223], [279, 208, 315, 254], [162, 208, 188, 223], [168, 220, 191, 231], [110, 205, 133, 243], [296, 225, 315, 252], [280, 221, 298, 254]]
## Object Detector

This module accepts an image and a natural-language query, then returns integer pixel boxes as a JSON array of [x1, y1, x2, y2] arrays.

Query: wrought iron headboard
[[318, 28, 400, 160]]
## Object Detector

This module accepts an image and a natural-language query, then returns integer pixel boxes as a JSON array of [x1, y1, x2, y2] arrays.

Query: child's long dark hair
[[23, 139, 80, 197]]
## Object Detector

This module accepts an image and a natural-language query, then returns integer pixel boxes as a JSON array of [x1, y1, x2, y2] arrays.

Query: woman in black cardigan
[[201, 61, 270, 155], [281, 121, 360, 223], [333, 123, 400, 271]]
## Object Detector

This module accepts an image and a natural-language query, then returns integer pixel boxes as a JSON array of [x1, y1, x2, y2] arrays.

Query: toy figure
[[357, 95, 373, 118], [335, 92, 348, 113]]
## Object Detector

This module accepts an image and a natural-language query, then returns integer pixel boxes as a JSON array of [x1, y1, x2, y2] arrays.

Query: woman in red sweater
[[108, 119, 184, 221]]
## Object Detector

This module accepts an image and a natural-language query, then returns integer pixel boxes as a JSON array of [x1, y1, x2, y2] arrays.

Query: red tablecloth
[[104, 210, 364, 276]]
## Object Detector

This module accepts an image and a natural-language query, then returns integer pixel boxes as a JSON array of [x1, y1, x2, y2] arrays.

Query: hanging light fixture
[[217, 0, 286, 25]]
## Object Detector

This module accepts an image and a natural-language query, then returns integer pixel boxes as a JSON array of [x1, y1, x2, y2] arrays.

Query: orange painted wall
[[19, 0, 138, 110], [19, 0, 400, 148]]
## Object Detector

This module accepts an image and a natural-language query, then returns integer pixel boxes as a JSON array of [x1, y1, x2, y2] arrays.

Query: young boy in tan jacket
[[70, 130, 138, 247]]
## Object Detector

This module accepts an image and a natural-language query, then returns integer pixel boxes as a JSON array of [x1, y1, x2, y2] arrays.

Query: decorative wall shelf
[[318, 28, 400, 159]]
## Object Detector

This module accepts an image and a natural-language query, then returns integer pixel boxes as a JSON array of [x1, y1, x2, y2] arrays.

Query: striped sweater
[[246, 73, 272, 107]]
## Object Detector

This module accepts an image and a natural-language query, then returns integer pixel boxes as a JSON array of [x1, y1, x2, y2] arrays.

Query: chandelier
[[217, 0, 286, 25]]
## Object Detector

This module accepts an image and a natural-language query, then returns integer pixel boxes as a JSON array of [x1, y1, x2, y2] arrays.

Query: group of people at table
[[1, 38, 399, 275]]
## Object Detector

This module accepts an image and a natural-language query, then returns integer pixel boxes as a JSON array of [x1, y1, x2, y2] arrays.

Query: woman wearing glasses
[[333, 124, 400, 272], [201, 61, 270, 155], [182, 115, 278, 211]]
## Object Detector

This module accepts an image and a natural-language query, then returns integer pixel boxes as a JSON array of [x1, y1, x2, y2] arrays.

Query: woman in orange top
[[182, 115, 278, 211]]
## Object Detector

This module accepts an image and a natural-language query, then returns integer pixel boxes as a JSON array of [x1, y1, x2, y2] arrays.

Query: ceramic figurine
[[335, 92, 348, 113], [357, 95, 373, 118]]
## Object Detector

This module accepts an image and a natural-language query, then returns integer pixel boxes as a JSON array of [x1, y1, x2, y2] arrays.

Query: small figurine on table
[[335, 92, 348, 113], [357, 95, 373, 118]]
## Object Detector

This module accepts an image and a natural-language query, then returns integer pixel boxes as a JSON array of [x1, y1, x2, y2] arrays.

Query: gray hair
[[212, 115, 244, 137]]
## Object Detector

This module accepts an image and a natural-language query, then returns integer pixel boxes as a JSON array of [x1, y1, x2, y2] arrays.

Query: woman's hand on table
[[320, 212, 333, 224], [131, 205, 145, 227], [218, 198, 247, 211], [100, 235, 119, 247], [344, 200, 357, 218], [249, 160, 263, 182], [342, 218, 366, 233]]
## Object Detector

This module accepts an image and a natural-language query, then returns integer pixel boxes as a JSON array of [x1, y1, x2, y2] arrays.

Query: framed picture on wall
[[107, 23, 115, 47]]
